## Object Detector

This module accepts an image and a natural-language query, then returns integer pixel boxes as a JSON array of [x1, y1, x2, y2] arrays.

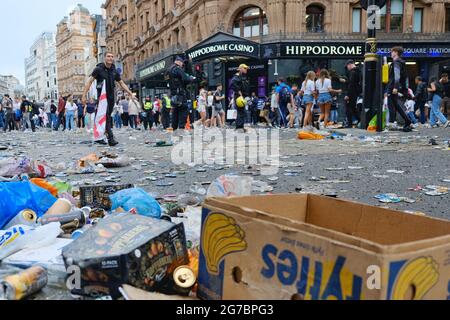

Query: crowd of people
[[1, 48, 449, 135]]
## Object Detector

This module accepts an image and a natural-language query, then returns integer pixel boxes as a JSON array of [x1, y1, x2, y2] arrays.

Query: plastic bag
[[0, 157, 33, 177], [207, 175, 253, 198], [30, 178, 58, 197], [31, 160, 53, 178], [52, 182, 72, 195], [297, 131, 324, 140], [367, 111, 387, 132], [0, 223, 62, 261], [110, 188, 161, 219], [0, 182, 57, 229]]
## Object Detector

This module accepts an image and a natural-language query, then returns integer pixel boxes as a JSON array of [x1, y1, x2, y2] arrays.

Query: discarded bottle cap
[[173, 266, 196, 289]]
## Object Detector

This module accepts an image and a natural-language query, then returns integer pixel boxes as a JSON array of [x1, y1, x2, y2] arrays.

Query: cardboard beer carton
[[198, 194, 450, 300], [62, 214, 189, 298]]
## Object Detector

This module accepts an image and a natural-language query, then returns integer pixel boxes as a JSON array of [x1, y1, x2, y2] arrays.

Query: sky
[[0, 0, 104, 85]]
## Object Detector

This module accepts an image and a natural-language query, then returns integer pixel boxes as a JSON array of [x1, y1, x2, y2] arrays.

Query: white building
[[25, 32, 58, 101], [0, 75, 22, 97]]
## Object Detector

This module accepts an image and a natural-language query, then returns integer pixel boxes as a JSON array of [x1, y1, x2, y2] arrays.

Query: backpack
[[279, 86, 291, 104]]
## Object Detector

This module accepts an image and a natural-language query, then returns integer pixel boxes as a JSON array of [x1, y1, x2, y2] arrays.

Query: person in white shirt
[[405, 89, 418, 126], [195, 88, 209, 127], [301, 71, 317, 129], [65, 96, 77, 131], [43, 97, 52, 128], [316, 69, 342, 129]]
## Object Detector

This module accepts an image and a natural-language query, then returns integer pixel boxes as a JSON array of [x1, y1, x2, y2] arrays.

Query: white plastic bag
[[0, 223, 62, 261], [207, 175, 253, 198]]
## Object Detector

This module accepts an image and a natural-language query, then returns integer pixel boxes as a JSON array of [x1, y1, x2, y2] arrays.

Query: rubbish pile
[[0, 178, 202, 300]]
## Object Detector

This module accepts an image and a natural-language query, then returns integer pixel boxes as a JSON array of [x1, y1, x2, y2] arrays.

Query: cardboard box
[[79, 184, 134, 210], [198, 194, 450, 300], [62, 214, 189, 298]]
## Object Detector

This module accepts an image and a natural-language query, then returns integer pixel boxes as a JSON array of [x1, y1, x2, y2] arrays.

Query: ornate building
[[56, 4, 96, 98], [104, 0, 450, 95]]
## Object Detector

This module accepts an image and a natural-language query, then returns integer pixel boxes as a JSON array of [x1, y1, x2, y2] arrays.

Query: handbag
[[227, 109, 237, 120]]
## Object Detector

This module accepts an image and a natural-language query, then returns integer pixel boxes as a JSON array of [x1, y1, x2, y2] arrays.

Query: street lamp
[[360, 0, 386, 132]]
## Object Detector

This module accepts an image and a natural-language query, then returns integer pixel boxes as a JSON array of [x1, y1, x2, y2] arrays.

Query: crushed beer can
[[0, 266, 48, 300]]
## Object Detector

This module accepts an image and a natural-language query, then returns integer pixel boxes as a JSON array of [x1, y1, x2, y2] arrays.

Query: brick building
[[103, 0, 450, 98]]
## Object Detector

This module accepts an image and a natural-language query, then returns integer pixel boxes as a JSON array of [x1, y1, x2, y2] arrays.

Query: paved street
[[1, 126, 448, 220]]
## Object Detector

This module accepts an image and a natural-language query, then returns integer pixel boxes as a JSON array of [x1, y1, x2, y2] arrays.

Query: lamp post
[[360, 0, 385, 130]]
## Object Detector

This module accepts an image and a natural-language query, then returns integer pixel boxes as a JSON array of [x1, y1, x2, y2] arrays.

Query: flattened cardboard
[[198, 194, 450, 300]]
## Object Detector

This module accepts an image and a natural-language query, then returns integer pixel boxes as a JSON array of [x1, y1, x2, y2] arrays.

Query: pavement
[[0, 124, 448, 220]]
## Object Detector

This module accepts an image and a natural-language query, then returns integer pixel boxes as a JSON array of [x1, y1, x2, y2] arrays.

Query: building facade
[[0, 75, 22, 97], [56, 4, 96, 99], [103, 0, 450, 97], [25, 32, 58, 101]]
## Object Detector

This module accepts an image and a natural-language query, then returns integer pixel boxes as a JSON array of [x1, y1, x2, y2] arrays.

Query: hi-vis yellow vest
[[144, 102, 153, 110], [164, 96, 171, 109]]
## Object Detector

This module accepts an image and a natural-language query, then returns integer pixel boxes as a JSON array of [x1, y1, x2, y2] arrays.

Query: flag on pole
[[93, 81, 107, 141]]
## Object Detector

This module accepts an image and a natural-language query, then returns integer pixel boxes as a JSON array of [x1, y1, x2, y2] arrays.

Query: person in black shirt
[[386, 47, 412, 132], [414, 76, 428, 125], [441, 73, 449, 118], [167, 56, 196, 131], [50, 100, 58, 130], [230, 64, 250, 131], [82, 52, 137, 146], [340, 60, 362, 128]]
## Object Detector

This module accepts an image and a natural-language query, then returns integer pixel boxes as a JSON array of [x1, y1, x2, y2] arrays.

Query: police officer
[[161, 94, 172, 130], [142, 97, 154, 130], [82, 52, 137, 146], [168, 56, 196, 131], [387, 46, 412, 132], [230, 64, 250, 131]]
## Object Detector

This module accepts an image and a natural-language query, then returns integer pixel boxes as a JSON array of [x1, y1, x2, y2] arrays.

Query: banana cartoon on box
[[202, 213, 247, 275], [391, 256, 439, 300]]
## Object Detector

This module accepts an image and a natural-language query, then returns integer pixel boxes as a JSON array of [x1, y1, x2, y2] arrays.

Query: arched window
[[233, 7, 268, 38], [306, 5, 324, 33]]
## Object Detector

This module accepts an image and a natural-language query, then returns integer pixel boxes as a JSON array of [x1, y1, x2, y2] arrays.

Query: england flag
[[93, 81, 107, 141]]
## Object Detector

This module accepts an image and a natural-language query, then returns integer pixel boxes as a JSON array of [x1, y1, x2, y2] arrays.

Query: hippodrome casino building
[[106, 0, 450, 100]]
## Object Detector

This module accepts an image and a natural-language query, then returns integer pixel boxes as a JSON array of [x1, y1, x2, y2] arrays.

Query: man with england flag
[[82, 52, 137, 146]]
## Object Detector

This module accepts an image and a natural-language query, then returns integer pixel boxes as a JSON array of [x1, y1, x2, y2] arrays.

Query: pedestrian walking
[[167, 56, 196, 132], [161, 94, 172, 130], [2, 94, 15, 132], [414, 76, 428, 125], [49, 100, 57, 129], [153, 96, 161, 128], [82, 52, 137, 146], [386, 47, 413, 132], [112, 101, 123, 129], [427, 74, 450, 128], [76, 99, 85, 129], [195, 87, 208, 127], [276, 78, 294, 128], [55, 95, 66, 131], [128, 94, 141, 130], [65, 96, 77, 131], [230, 64, 250, 132], [340, 60, 362, 128], [316, 69, 342, 129], [211, 84, 226, 128], [43, 97, 52, 128], [142, 97, 154, 130], [301, 71, 317, 130], [13, 97, 22, 130], [20, 96, 33, 132], [84, 97, 97, 132], [440, 73, 449, 118]]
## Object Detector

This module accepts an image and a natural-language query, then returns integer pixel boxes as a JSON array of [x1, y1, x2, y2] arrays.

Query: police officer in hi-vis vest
[[142, 97, 154, 131]]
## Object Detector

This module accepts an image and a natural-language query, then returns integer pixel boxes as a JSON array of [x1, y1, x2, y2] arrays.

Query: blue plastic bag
[[0, 182, 57, 229], [110, 188, 161, 219]]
